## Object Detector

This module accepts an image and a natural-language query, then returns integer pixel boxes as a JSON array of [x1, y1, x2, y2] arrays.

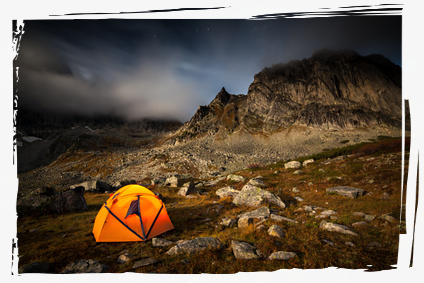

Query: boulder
[[380, 214, 396, 222], [17, 186, 88, 215], [233, 184, 286, 208], [319, 221, 359, 236], [151, 177, 166, 186], [231, 240, 263, 260], [216, 186, 240, 198], [0, 262, 54, 283], [226, 174, 246, 182], [326, 186, 365, 198], [268, 251, 297, 260], [165, 237, 223, 256], [60, 259, 109, 273], [284, 161, 301, 169], [268, 225, 285, 238], [238, 207, 270, 228]]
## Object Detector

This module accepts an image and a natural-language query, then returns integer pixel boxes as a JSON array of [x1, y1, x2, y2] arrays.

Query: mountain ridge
[[172, 50, 402, 143]]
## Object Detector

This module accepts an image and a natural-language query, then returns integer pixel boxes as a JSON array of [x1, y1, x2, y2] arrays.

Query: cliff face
[[176, 50, 402, 140]]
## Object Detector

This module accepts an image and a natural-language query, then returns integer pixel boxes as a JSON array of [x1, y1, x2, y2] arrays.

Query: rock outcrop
[[174, 50, 402, 140]]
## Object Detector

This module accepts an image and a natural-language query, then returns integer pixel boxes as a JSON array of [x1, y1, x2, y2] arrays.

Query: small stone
[[293, 170, 303, 175], [256, 225, 266, 231], [308, 182, 314, 186], [345, 241, 356, 247], [318, 169, 326, 173], [284, 161, 301, 169], [117, 252, 135, 264], [321, 239, 335, 246], [353, 212, 366, 217], [227, 174, 245, 182], [268, 251, 297, 260], [231, 240, 262, 260], [364, 215, 376, 221], [270, 214, 297, 224], [320, 210, 337, 217], [220, 218, 237, 227], [268, 225, 285, 238], [380, 214, 396, 222], [294, 196, 304, 202], [292, 187, 300, 193], [132, 258, 158, 268], [302, 159, 314, 166], [319, 221, 359, 236], [326, 186, 365, 198]]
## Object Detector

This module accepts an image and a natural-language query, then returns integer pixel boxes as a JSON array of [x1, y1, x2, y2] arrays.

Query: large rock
[[165, 237, 223, 256], [17, 186, 88, 215], [0, 262, 54, 283], [231, 240, 263, 259], [326, 186, 365, 198], [216, 186, 240, 198], [238, 207, 270, 228], [233, 184, 286, 208], [60, 259, 109, 273], [320, 221, 359, 236]]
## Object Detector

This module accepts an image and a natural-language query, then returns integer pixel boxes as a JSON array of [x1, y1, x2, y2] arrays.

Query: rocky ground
[[17, 124, 403, 195], [16, 138, 408, 273]]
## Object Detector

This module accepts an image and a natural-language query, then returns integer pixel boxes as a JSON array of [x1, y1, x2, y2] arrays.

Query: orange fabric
[[92, 185, 174, 242]]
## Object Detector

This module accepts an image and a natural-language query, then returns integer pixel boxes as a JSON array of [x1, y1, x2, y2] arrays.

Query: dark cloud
[[16, 17, 401, 122]]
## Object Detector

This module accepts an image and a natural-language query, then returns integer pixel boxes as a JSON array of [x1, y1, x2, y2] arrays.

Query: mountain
[[175, 50, 402, 141]]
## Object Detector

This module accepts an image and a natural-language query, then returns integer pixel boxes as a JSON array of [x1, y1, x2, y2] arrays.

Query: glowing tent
[[93, 185, 174, 242]]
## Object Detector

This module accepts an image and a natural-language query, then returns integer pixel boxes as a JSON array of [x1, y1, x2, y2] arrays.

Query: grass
[[16, 137, 409, 273]]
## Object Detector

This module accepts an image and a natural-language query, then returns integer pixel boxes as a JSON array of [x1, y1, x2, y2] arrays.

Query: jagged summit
[[174, 50, 402, 141]]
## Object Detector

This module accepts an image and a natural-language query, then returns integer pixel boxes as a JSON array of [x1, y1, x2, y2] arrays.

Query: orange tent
[[93, 185, 174, 242]]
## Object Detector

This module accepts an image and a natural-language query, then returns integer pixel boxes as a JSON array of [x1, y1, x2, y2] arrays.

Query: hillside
[[17, 137, 409, 273]]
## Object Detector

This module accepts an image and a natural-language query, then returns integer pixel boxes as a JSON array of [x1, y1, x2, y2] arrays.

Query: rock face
[[233, 184, 286, 208], [165, 237, 223, 256], [326, 186, 365, 198], [174, 50, 402, 139], [17, 186, 88, 215]]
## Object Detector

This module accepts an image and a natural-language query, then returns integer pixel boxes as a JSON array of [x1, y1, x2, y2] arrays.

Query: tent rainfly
[[93, 185, 174, 242]]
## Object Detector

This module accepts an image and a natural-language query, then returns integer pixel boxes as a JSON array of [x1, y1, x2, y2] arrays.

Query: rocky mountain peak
[[173, 50, 403, 141]]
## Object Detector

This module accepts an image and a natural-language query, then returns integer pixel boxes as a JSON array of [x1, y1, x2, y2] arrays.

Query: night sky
[[16, 16, 402, 123]]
